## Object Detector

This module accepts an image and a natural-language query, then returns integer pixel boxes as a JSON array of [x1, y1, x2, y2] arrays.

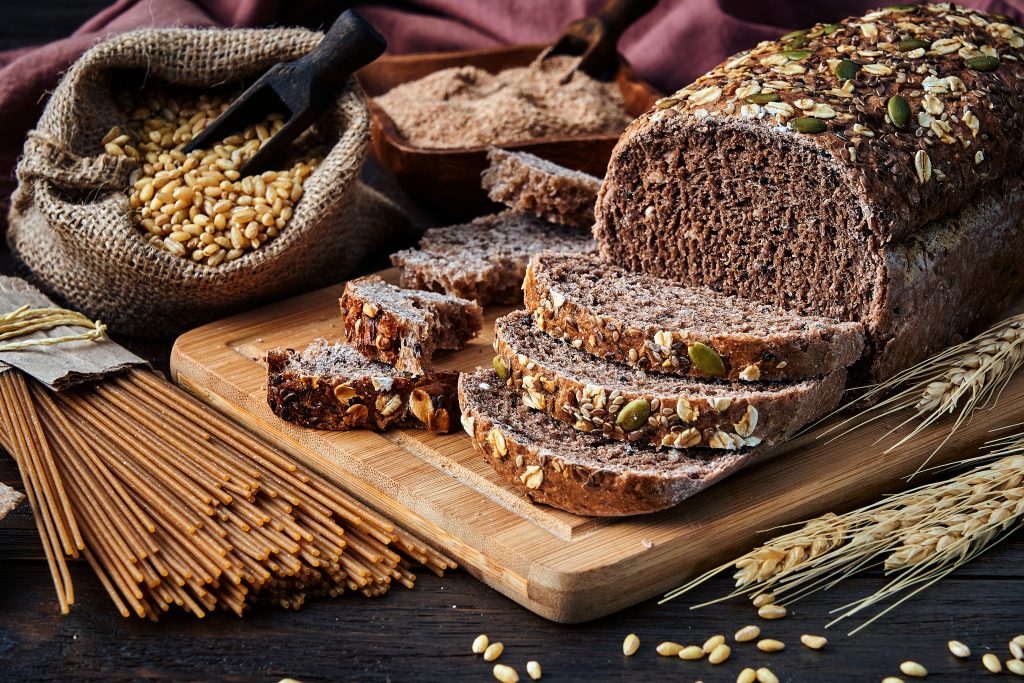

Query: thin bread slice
[[494, 310, 845, 450], [481, 148, 601, 229], [340, 275, 484, 374], [0, 481, 23, 521], [390, 211, 596, 306], [459, 368, 771, 516], [524, 252, 864, 381], [267, 339, 459, 433]]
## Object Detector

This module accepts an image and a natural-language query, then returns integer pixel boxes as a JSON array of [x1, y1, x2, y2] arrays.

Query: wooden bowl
[[357, 45, 662, 219]]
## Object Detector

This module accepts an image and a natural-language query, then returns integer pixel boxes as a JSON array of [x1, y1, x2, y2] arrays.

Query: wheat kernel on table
[[622, 633, 640, 656], [679, 645, 704, 660], [752, 593, 775, 608], [801, 634, 828, 650], [472, 634, 490, 654], [1015, 635, 1024, 649], [483, 642, 504, 662], [735, 625, 761, 642], [758, 604, 787, 620], [526, 660, 541, 680], [882, 678, 905, 683], [1007, 659, 1024, 676], [983, 653, 1002, 673], [493, 663, 519, 683], [737, 668, 757, 683], [1012, 639, 1024, 661], [756, 667, 779, 683], [703, 634, 726, 653], [947, 640, 970, 658], [757, 638, 785, 652], [656, 641, 684, 656], [900, 660, 928, 677], [708, 643, 732, 664]]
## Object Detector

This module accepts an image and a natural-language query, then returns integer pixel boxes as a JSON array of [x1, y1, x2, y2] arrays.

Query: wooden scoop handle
[[594, 0, 659, 48], [295, 9, 387, 92]]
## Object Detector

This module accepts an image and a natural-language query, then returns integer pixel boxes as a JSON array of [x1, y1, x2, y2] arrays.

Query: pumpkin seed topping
[[834, 58, 860, 80], [616, 398, 651, 432], [790, 117, 827, 134], [781, 29, 809, 40], [887, 95, 912, 128], [782, 49, 812, 60], [747, 93, 781, 104], [821, 23, 840, 35], [688, 342, 726, 376], [897, 38, 929, 51], [655, 97, 680, 110], [493, 355, 509, 381], [965, 55, 1000, 72]]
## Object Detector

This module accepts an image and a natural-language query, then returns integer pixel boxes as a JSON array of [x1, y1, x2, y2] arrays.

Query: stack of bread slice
[[459, 252, 864, 516]]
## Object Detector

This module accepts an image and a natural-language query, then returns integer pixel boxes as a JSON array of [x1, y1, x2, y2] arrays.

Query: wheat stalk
[[661, 434, 1024, 634], [814, 314, 1024, 475]]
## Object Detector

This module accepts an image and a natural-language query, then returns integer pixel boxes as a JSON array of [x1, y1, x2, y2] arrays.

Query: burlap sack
[[7, 27, 408, 338]]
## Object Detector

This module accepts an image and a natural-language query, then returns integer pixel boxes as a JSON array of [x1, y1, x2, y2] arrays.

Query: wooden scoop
[[183, 10, 386, 176], [538, 0, 658, 80]]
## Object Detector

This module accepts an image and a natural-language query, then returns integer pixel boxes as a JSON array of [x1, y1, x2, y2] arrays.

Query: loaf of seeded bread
[[340, 275, 483, 374], [459, 368, 775, 516], [524, 252, 864, 381], [494, 310, 845, 450], [267, 339, 459, 432], [594, 5, 1024, 383], [481, 148, 601, 229], [390, 211, 596, 305]]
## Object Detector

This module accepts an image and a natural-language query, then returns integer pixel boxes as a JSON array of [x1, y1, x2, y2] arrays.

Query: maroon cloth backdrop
[[2, 0, 1023, 212]]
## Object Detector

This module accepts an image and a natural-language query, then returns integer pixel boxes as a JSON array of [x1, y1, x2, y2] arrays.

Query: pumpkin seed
[[782, 49, 812, 59], [884, 4, 916, 10], [747, 93, 781, 104], [493, 356, 509, 381], [834, 58, 860, 80], [790, 117, 827, 134], [616, 398, 651, 432], [887, 95, 912, 129], [966, 55, 1000, 72], [781, 29, 808, 40], [822, 23, 840, 35], [688, 342, 726, 376], [785, 37, 809, 50], [897, 38, 929, 51], [656, 97, 680, 110]]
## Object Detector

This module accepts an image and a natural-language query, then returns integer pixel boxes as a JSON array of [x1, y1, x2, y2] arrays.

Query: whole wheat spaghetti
[[0, 368, 455, 617]]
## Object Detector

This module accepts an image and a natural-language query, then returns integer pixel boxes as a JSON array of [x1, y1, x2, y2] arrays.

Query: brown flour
[[374, 55, 631, 149]]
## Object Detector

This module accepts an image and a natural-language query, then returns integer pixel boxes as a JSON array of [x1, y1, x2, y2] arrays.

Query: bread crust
[[459, 370, 773, 516], [494, 311, 845, 450], [266, 347, 459, 432], [524, 252, 864, 382]]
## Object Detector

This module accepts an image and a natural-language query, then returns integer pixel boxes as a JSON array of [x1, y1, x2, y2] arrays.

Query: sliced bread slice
[[340, 275, 484, 374], [267, 339, 459, 433], [390, 211, 596, 306], [494, 310, 844, 450], [459, 368, 771, 516], [481, 148, 601, 229], [525, 252, 865, 382]]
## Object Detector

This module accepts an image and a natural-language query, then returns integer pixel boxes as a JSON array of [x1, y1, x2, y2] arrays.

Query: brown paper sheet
[[0, 277, 148, 390]]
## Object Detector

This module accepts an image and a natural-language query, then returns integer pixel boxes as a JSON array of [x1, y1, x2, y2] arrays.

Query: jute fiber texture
[[7, 27, 408, 337]]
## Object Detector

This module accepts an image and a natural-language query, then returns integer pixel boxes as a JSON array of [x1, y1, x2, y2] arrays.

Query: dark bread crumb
[[482, 148, 601, 229]]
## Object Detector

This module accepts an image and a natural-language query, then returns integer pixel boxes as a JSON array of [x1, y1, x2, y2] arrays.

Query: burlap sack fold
[[7, 27, 408, 338]]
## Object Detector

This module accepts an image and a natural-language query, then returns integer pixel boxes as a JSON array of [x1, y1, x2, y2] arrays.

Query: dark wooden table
[[2, 4, 1023, 682]]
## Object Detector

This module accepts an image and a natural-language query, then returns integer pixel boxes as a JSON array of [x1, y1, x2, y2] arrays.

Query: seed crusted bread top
[[459, 368, 773, 516], [267, 339, 459, 433], [340, 275, 484, 375], [481, 148, 602, 229], [602, 4, 1024, 245], [524, 252, 864, 381], [390, 211, 597, 305], [494, 311, 845, 451]]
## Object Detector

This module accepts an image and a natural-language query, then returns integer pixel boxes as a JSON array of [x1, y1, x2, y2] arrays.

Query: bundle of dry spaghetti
[[0, 367, 455, 618]]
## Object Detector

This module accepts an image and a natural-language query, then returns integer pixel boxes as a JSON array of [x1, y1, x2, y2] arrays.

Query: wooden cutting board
[[170, 269, 1024, 623]]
